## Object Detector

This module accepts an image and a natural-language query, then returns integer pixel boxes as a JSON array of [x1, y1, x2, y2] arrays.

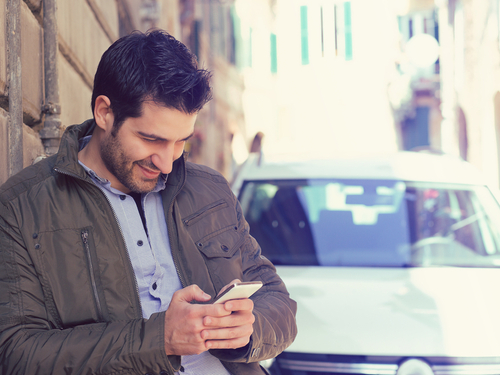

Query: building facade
[[393, 0, 500, 188], [268, 0, 401, 159]]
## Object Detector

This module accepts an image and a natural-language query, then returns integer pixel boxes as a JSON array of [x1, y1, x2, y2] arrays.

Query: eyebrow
[[138, 131, 194, 142]]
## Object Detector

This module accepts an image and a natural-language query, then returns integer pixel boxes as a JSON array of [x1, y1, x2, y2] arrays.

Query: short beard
[[100, 132, 160, 193]]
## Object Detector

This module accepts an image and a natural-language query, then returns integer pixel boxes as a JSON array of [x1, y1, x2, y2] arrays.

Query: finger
[[203, 324, 254, 341], [206, 336, 252, 350], [203, 325, 254, 349], [201, 299, 254, 326], [201, 300, 234, 319], [203, 308, 255, 328], [223, 298, 254, 312], [173, 284, 211, 304]]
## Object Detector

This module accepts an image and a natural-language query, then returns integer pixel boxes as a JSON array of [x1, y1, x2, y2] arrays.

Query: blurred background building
[[3, 0, 500, 188], [390, 0, 500, 189], [241, 0, 500, 190]]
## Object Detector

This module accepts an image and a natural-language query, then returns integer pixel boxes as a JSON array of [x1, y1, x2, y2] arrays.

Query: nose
[[151, 144, 175, 174]]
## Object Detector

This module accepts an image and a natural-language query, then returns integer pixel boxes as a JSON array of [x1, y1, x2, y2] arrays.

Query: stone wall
[[0, 0, 138, 186]]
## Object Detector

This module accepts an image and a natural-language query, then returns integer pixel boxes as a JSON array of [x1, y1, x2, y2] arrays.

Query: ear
[[94, 95, 114, 132]]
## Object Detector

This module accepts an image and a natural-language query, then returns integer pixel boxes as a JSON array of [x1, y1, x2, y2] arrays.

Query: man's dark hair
[[91, 29, 212, 133]]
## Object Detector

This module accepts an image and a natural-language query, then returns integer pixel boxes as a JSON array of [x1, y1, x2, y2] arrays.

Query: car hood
[[278, 266, 500, 357]]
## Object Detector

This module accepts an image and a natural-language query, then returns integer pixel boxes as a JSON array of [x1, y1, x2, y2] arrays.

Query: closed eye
[[138, 131, 194, 143]]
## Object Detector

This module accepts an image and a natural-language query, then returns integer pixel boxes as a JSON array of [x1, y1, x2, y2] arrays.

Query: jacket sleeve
[[0, 203, 178, 375], [210, 195, 298, 364]]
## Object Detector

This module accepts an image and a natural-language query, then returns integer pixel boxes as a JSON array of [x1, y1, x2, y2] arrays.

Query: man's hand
[[202, 297, 255, 350], [163, 284, 221, 356], [163, 283, 255, 356]]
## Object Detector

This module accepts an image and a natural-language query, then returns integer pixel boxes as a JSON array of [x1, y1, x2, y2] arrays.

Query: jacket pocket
[[195, 225, 244, 258], [181, 198, 244, 258], [194, 225, 247, 292], [81, 228, 107, 322], [179, 197, 245, 287], [182, 199, 228, 227], [34, 226, 108, 327]]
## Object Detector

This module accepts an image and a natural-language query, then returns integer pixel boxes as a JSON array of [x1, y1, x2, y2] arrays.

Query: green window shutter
[[344, 1, 353, 60], [249, 27, 253, 68], [270, 33, 277, 73], [300, 5, 309, 65]]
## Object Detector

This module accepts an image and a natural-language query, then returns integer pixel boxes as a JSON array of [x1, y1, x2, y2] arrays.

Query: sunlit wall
[[235, 0, 403, 160]]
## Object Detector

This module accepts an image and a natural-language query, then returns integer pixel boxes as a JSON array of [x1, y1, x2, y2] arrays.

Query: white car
[[232, 151, 500, 375]]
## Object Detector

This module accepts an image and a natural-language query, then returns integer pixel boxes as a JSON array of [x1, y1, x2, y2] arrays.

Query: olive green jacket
[[0, 120, 297, 375]]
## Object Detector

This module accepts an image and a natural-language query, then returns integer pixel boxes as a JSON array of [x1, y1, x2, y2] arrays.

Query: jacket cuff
[[147, 312, 182, 372], [167, 355, 182, 372]]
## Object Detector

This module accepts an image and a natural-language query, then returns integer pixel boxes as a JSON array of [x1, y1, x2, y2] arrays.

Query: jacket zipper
[[81, 229, 104, 321], [55, 167, 143, 316], [164, 160, 190, 288], [167, 189, 187, 288]]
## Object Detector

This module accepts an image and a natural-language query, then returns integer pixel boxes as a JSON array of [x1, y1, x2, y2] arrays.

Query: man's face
[[100, 102, 197, 194]]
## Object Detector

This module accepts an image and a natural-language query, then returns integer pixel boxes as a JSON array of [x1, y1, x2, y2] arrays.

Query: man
[[0, 30, 297, 374]]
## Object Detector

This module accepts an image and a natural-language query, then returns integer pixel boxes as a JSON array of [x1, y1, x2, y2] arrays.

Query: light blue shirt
[[79, 136, 231, 375]]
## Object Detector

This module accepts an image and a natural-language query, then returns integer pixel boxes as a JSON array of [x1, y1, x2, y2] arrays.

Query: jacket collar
[[54, 119, 96, 180]]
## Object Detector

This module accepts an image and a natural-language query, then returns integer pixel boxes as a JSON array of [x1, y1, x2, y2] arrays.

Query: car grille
[[277, 359, 397, 374], [433, 364, 500, 375], [271, 353, 500, 375]]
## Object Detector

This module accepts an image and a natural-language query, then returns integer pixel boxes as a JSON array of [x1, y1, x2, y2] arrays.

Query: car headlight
[[397, 359, 434, 375]]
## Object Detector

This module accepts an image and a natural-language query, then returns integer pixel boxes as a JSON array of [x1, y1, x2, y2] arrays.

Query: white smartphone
[[213, 281, 263, 304]]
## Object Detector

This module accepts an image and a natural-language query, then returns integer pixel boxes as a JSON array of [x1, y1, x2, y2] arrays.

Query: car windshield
[[238, 179, 500, 267]]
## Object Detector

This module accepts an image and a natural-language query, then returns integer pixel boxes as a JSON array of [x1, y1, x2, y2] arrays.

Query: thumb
[[174, 284, 212, 303]]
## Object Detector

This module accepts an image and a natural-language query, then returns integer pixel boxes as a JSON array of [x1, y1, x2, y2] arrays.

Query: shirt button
[[137, 240, 144, 246], [119, 195, 126, 200], [152, 282, 157, 290]]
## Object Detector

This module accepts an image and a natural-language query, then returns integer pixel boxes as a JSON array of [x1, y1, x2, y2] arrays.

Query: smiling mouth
[[138, 164, 161, 179]]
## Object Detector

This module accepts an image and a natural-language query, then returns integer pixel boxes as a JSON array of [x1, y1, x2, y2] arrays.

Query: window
[[344, 1, 353, 60], [300, 5, 309, 65], [270, 33, 277, 73]]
